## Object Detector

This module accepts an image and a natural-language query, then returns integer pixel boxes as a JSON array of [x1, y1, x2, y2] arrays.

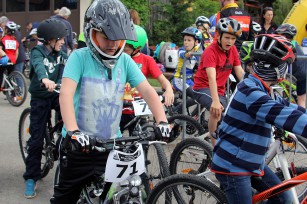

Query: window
[[54, 0, 77, 10], [7, 0, 25, 12], [30, 0, 50, 11]]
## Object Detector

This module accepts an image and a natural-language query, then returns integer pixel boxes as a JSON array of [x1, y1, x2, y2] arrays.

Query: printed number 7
[[140, 102, 147, 112], [116, 162, 138, 178]]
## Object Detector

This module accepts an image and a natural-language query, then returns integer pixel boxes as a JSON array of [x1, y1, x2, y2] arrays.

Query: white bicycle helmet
[[252, 21, 261, 34], [5, 21, 17, 34], [195, 16, 211, 27], [216, 17, 242, 38]]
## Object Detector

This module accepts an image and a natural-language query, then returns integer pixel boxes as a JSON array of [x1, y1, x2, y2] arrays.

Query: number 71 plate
[[104, 145, 146, 182]]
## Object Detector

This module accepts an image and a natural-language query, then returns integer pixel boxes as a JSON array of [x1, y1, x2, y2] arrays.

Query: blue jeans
[[13, 62, 25, 91], [215, 165, 292, 204], [14, 61, 24, 73]]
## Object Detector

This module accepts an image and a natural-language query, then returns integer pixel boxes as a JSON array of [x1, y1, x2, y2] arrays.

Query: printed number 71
[[116, 162, 138, 178]]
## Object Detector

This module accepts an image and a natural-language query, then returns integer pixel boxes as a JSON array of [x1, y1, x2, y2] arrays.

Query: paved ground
[[0, 87, 55, 204]]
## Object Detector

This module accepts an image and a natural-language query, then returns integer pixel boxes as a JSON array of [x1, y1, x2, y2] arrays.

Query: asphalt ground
[[0, 84, 54, 204]]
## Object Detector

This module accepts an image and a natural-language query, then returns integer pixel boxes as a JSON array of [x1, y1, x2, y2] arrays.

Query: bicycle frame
[[277, 79, 297, 103], [265, 129, 301, 204], [252, 171, 307, 204], [1, 73, 15, 91]]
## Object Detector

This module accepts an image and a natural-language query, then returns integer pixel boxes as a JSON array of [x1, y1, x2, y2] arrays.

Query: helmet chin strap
[[130, 48, 140, 57], [101, 59, 116, 80], [217, 33, 228, 52], [49, 39, 60, 53]]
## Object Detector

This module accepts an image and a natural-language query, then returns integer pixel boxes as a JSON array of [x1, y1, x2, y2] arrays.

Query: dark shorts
[[297, 79, 306, 96], [192, 88, 227, 110]]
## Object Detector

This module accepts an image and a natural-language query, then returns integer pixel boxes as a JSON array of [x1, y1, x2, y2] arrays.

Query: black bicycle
[[54, 127, 170, 204], [18, 84, 62, 178]]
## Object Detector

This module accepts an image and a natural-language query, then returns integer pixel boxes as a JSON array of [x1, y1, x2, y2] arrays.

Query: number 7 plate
[[104, 145, 146, 182], [132, 99, 152, 116]]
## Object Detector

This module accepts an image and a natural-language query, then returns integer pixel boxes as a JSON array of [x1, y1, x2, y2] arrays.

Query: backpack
[[154, 41, 178, 69]]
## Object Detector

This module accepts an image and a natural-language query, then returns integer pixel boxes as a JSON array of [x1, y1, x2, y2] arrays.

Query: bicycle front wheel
[[5, 71, 27, 107], [141, 124, 170, 194], [147, 174, 228, 204], [19, 108, 31, 162], [169, 137, 213, 175], [18, 107, 51, 178]]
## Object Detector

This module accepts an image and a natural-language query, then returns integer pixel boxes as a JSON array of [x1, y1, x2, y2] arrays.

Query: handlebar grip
[[40, 83, 61, 89], [153, 125, 163, 141], [0, 62, 13, 66]]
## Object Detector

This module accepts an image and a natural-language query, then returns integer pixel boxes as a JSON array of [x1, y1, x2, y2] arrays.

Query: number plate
[[132, 99, 152, 116], [104, 144, 146, 182], [5, 40, 17, 50]]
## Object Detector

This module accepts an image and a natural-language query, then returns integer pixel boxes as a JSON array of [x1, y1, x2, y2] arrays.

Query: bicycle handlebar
[[0, 62, 14, 66], [123, 95, 165, 108], [40, 83, 61, 93], [61, 127, 163, 153]]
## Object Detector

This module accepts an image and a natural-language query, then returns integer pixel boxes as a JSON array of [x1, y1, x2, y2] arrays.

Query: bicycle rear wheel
[[147, 174, 228, 204], [5, 71, 27, 106], [18, 107, 51, 179]]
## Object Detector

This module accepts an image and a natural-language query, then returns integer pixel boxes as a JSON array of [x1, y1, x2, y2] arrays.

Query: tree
[[273, 0, 292, 25], [121, 0, 150, 27], [149, 0, 219, 46], [120, 0, 219, 46]]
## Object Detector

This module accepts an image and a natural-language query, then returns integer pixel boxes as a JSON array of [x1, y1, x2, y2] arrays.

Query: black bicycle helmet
[[84, 0, 137, 64], [37, 19, 68, 43], [251, 34, 295, 81], [251, 34, 295, 66], [275, 23, 297, 40]]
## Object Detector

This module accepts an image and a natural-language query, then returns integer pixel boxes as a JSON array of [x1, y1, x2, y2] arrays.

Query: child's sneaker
[[24, 179, 36, 198]]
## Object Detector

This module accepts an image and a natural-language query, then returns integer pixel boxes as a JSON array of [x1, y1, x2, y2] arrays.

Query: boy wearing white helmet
[[195, 16, 213, 49], [193, 17, 245, 146], [1, 21, 19, 64]]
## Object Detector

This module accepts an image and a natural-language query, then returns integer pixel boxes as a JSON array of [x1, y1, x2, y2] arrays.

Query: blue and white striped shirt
[[211, 74, 307, 176]]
